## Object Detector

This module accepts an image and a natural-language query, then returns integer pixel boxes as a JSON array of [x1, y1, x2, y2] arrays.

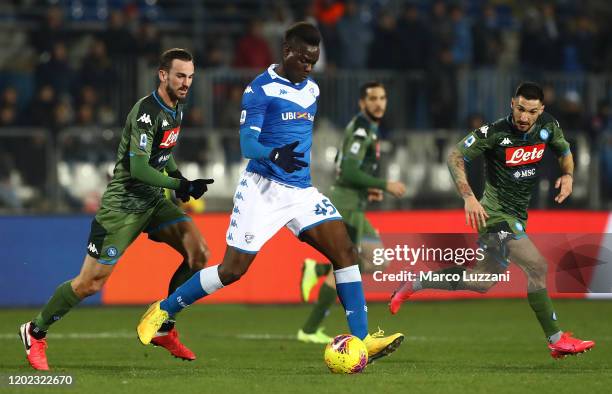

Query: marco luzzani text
[[371, 245, 512, 283]]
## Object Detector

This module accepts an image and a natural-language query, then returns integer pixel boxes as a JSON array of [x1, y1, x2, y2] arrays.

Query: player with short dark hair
[[389, 81, 595, 358], [297, 81, 406, 343], [137, 22, 405, 364], [19, 48, 214, 370]]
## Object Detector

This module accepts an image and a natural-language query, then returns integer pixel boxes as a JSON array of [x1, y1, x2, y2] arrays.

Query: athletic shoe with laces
[[297, 327, 333, 344], [137, 301, 169, 345], [151, 327, 196, 360], [388, 280, 414, 315], [362, 328, 404, 364], [300, 258, 319, 302], [548, 332, 595, 359], [19, 322, 49, 371]]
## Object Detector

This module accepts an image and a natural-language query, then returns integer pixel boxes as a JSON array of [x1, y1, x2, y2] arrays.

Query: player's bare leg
[[300, 220, 404, 363], [20, 255, 114, 370], [389, 244, 506, 314], [507, 237, 595, 358], [147, 220, 211, 360]]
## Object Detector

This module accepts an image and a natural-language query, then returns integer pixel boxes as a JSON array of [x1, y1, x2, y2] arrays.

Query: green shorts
[[477, 211, 527, 268], [478, 211, 527, 239], [339, 208, 380, 247], [86, 198, 190, 265]]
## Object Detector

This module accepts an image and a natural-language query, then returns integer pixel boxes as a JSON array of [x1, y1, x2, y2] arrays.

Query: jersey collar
[[267, 64, 308, 87], [152, 90, 177, 119], [358, 111, 379, 133], [506, 114, 534, 140]]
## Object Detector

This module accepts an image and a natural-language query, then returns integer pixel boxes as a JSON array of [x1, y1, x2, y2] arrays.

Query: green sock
[[527, 288, 561, 338], [421, 267, 466, 290], [315, 263, 331, 277], [302, 282, 336, 333], [33, 281, 82, 331]]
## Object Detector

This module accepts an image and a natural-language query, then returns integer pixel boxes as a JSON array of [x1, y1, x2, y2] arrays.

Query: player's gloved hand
[[269, 141, 308, 173], [177, 178, 215, 201], [168, 169, 190, 202]]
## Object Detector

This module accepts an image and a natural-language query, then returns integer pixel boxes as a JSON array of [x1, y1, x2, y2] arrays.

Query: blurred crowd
[[0, 0, 611, 211]]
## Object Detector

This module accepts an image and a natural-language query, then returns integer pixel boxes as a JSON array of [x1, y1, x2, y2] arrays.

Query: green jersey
[[457, 112, 570, 221], [101, 92, 184, 212], [329, 112, 386, 210]]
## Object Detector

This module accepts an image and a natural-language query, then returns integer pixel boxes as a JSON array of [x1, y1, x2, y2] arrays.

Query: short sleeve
[[547, 121, 571, 157], [457, 124, 495, 161]]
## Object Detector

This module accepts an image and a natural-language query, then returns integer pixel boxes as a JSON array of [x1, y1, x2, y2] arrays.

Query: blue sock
[[334, 265, 368, 339], [160, 265, 223, 316]]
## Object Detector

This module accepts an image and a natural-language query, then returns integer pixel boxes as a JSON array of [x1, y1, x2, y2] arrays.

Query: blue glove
[[269, 141, 308, 173]]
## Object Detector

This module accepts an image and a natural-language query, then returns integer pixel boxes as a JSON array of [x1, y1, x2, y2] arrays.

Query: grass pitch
[[0, 300, 610, 393]]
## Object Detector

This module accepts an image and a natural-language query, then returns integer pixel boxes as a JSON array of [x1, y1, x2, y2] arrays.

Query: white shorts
[[226, 171, 343, 253]]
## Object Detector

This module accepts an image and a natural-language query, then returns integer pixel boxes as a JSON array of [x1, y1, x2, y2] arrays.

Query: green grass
[[0, 300, 610, 393]]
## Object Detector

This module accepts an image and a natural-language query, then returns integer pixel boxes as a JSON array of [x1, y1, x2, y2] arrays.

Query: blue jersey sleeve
[[239, 84, 273, 159], [239, 84, 268, 135]]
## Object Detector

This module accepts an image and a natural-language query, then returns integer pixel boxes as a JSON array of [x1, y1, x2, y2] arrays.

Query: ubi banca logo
[[281, 112, 314, 121]]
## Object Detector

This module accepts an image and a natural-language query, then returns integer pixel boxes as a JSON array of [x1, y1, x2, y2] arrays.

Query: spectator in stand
[[449, 4, 472, 67], [428, 46, 457, 128], [0, 86, 19, 123], [35, 41, 74, 98], [314, 0, 345, 68], [561, 13, 597, 72], [102, 9, 137, 57], [472, 4, 503, 69], [337, 0, 372, 69], [302, 1, 327, 72], [588, 99, 611, 145], [26, 85, 57, 129], [396, 3, 430, 71], [262, 1, 294, 61], [136, 20, 162, 66], [75, 104, 96, 127], [0, 106, 18, 127], [542, 84, 562, 119], [233, 18, 274, 69], [429, 0, 453, 63], [519, 4, 562, 72], [79, 39, 116, 105], [368, 11, 400, 70], [215, 84, 244, 165], [29, 5, 68, 56], [558, 90, 585, 132]]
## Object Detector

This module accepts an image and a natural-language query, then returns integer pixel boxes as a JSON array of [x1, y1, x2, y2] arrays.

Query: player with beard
[[389, 82, 595, 358], [19, 49, 214, 370], [297, 81, 406, 343]]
